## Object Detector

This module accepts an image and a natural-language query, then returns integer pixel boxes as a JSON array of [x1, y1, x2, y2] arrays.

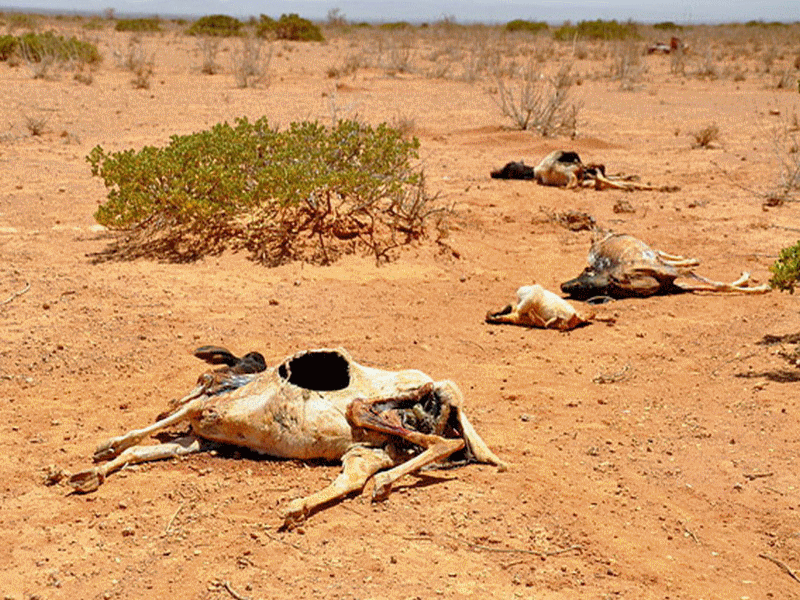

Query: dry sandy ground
[[2, 18, 800, 600]]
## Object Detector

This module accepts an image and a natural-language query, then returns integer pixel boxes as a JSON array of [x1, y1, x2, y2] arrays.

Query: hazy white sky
[[1, 0, 797, 24]]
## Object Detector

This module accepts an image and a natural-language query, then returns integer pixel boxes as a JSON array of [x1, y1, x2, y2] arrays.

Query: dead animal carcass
[[492, 150, 662, 191], [486, 284, 595, 330], [69, 347, 506, 526], [561, 232, 771, 300]]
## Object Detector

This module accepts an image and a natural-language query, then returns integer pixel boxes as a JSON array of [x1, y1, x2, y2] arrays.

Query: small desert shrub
[[273, 13, 324, 41], [0, 35, 18, 60], [198, 37, 221, 74], [17, 31, 101, 64], [611, 41, 643, 90], [691, 123, 720, 148], [327, 53, 366, 78], [88, 118, 436, 265], [24, 112, 48, 136], [232, 38, 272, 88], [115, 18, 161, 33], [187, 14, 242, 37], [83, 16, 105, 30], [379, 22, 413, 31], [553, 19, 639, 42], [765, 115, 800, 202], [257, 13, 323, 41], [492, 62, 580, 136], [505, 20, 548, 34], [770, 241, 800, 293], [653, 21, 683, 31], [124, 42, 154, 88]]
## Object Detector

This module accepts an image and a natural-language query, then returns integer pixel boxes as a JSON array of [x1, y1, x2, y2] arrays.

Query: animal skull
[[68, 347, 506, 527]]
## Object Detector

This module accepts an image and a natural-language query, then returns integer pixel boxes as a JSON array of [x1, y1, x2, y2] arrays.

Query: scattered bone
[[68, 347, 506, 527], [486, 284, 595, 330], [561, 231, 771, 299]]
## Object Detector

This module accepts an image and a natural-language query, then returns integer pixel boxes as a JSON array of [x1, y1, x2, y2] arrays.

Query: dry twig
[[759, 553, 800, 584], [1, 281, 30, 305]]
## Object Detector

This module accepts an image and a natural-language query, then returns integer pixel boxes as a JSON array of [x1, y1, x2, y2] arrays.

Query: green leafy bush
[[17, 31, 101, 64], [505, 20, 549, 34], [88, 118, 436, 265], [770, 241, 800, 293], [653, 21, 683, 31], [379, 22, 413, 31], [0, 35, 18, 60], [554, 19, 639, 41], [115, 18, 162, 32], [265, 13, 324, 41], [186, 14, 242, 37]]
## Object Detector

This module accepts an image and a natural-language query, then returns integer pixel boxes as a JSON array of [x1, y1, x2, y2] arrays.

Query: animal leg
[[371, 437, 465, 499], [433, 380, 509, 469], [655, 250, 700, 268], [593, 170, 655, 191], [69, 435, 204, 493], [281, 446, 395, 528], [93, 397, 205, 462], [676, 272, 770, 294], [485, 304, 521, 325]]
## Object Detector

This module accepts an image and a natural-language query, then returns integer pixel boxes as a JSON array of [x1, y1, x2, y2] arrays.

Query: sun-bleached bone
[[561, 231, 771, 299], [485, 284, 595, 331], [68, 348, 506, 527]]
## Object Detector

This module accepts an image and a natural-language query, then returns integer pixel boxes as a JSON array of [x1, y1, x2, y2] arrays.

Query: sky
[[0, 0, 798, 24]]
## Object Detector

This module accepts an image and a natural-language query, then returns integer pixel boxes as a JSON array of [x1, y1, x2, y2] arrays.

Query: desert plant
[[23, 112, 48, 136], [198, 36, 221, 74], [0, 35, 18, 60], [187, 14, 242, 37], [115, 18, 161, 33], [124, 42, 154, 88], [274, 13, 324, 41], [553, 19, 639, 42], [232, 38, 272, 88], [770, 241, 800, 293], [87, 118, 437, 265], [764, 114, 800, 202], [505, 20, 548, 34], [691, 123, 720, 148], [492, 62, 580, 136], [611, 41, 643, 90], [17, 31, 101, 65]]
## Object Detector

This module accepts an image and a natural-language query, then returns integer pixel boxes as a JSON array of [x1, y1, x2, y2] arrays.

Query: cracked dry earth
[[2, 19, 800, 600]]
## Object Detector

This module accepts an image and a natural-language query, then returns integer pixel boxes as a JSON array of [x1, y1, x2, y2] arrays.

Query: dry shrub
[[198, 37, 222, 74], [232, 38, 272, 88], [691, 123, 720, 148], [492, 61, 581, 136]]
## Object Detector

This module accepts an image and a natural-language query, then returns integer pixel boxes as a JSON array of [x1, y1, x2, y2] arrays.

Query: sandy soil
[[2, 18, 800, 600]]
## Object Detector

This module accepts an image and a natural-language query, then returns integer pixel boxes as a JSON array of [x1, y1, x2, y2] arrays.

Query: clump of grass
[[87, 118, 438, 266], [691, 123, 720, 148]]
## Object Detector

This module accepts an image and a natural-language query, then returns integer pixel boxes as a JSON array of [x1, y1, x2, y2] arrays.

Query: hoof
[[68, 469, 104, 493]]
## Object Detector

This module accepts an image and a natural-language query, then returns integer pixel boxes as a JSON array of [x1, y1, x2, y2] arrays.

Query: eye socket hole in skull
[[278, 351, 351, 391]]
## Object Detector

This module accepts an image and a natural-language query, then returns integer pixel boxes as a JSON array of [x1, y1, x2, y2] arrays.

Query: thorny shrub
[[256, 14, 324, 42], [88, 118, 438, 266], [186, 15, 242, 37]]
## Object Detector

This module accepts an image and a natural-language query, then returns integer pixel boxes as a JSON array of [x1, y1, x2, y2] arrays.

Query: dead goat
[[486, 284, 596, 330], [68, 347, 506, 527], [492, 150, 669, 191], [561, 232, 771, 300]]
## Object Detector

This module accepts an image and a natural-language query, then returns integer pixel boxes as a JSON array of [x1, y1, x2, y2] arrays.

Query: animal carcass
[[561, 232, 771, 300], [486, 284, 594, 330], [68, 347, 506, 527]]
